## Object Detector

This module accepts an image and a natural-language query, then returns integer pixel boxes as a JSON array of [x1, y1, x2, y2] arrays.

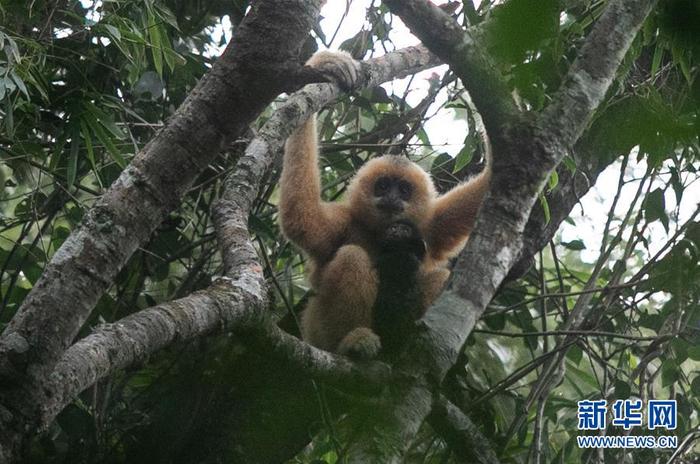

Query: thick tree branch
[[511, 140, 611, 277], [200, 45, 443, 462], [41, 278, 389, 428], [537, 0, 659, 150]]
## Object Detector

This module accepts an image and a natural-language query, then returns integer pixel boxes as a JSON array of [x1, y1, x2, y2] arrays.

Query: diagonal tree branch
[[42, 278, 390, 428], [510, 139, 613, 279], [536, 0, 660, 150]]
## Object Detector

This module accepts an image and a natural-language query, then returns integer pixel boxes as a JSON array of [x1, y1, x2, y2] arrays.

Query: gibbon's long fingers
[[305, 50, 361, 91]]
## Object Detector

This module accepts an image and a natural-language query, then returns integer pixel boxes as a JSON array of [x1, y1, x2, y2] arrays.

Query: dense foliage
[[0, 0, 698, 462]]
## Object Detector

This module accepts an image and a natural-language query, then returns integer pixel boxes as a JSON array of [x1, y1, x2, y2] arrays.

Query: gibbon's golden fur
[[280, 51, 490, 358]]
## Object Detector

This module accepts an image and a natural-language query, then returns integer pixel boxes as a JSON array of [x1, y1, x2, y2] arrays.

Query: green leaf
[[566, 361, 599, 390], [669, 167, 683, 204], [2, 76, 16, 94], [369, 87, 392, 105], [691, 376, 700, 396], [149, 16, 164, 76], [566, 345, 583, 366], [547, 170, 558, 191], [538, 193, 550, 224], [562, 239, 586, 251], [687, 345, 700, 361], [10, 70, 28, 98], [614, 380, 631, 399], [80, 119, 96, 169], [159, 25, 176, 71], [639, 313, 663, 331], [52, 226, 71, 251], [671, 45, 692, 84], [415, 126, 430, 145], [86, 116, 127, 168], [5, 35, 21, 63], [587, 95, 677, 161], [661, 361, 678, 387], [485, 0, 559, 65], [104, 24, 122, 41], [643, 188, 669, 232], [85, 102, 125, 139], [671, 338, 688, 363], [68, 125, 80, 186], [154, 4, 180, 30], [453, 136, 476, 173], [651, 43, 664, 77], [484, 312, 506, 331], [26, 67, 50, 101], [24, 261, 44, 285]]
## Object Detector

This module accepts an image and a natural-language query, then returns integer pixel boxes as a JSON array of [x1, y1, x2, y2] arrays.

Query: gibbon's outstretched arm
[[279, 52, 360, 262], [428, 164, 491, 262], [280, 117, 349, 262]]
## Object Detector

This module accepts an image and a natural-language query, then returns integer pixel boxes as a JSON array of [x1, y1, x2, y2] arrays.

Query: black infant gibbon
[[280, 51, 490, 359]]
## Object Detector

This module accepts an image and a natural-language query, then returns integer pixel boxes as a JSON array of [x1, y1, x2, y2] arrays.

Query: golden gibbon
[[280, 51, 490, 358]]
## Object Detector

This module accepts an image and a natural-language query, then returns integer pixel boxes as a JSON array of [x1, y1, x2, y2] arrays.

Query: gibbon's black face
[[347, 155, 436, 233], [373, 175, 413, 216]]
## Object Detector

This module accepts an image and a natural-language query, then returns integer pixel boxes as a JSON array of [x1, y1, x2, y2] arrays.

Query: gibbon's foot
[[378, 220, 427, 262], [337, 327, 382, 360], [306, 51, 361, 91]]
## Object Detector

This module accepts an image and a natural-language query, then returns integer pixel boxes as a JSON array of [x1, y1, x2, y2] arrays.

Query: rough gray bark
[[338, 0, 658, 461], [0, 1, 322, 378], [0, 0, 326, 460]]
